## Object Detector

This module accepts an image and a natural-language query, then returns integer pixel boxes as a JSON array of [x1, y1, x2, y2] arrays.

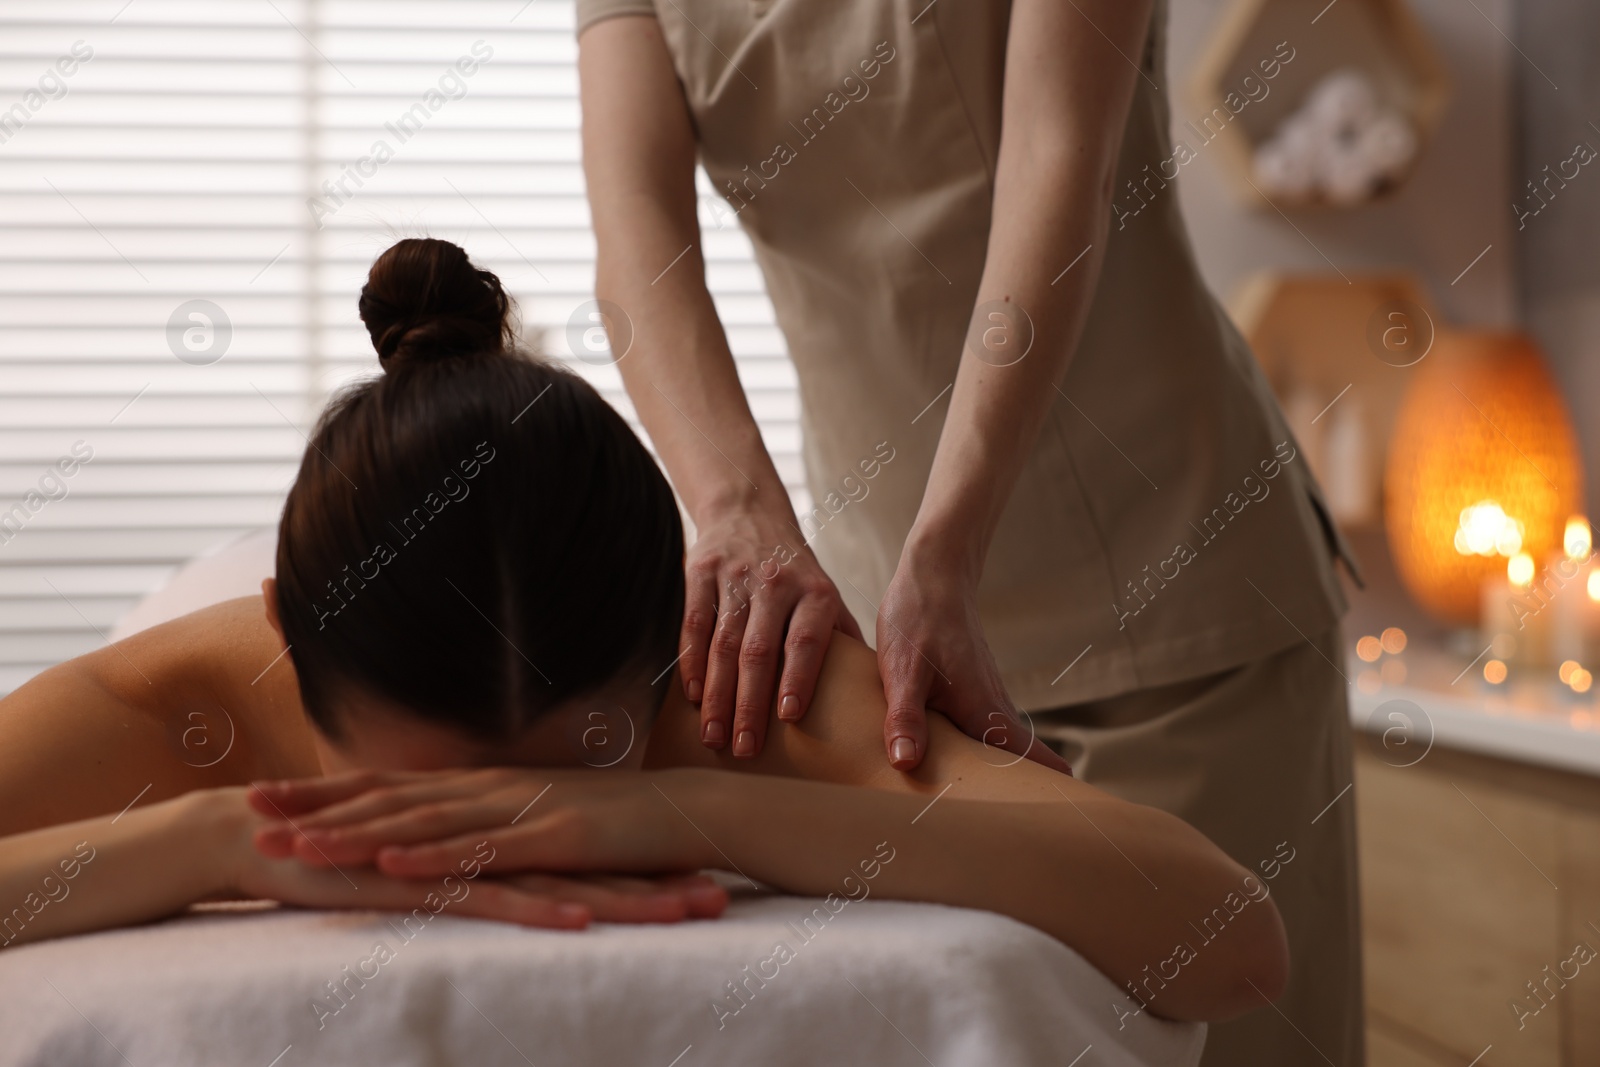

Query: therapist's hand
[[683, 506, 863, 757], [877, 550, 1075, 775]]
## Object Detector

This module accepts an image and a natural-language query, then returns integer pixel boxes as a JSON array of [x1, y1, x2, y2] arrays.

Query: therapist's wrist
[[692, 478, 791, 530], [903, 517, 986, 589]]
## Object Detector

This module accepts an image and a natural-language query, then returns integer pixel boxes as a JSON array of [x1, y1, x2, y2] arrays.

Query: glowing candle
[[1553, 517, 1600, 664], [1483, 552, 1553, 665], [1566, 516, 1592, 560]]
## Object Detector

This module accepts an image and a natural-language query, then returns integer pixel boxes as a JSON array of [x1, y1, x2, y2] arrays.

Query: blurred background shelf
[[1191, 0, 1450, 207]]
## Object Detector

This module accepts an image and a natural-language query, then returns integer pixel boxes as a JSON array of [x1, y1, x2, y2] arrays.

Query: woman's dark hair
[[275, 238, 684, 740]]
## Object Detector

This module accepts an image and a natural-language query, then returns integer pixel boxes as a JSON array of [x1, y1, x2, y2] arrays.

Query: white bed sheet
[[0, 891, 1202, 1067]]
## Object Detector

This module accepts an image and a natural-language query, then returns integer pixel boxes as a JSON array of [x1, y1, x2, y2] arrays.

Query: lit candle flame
[[1508, 551, 1535, 588], [1566, 515, 1592, 561], [1455, 501, 1523, 557]]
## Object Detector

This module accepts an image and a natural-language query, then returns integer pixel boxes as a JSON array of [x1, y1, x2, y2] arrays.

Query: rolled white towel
[[1278, 111, 1323, 159], [1254, 137, 1317, 200], [1320, 141, 1379, 205], [1306, 68, 1379, 136], [1251, 67, 1417, 205], [1360, 112, 1418, 177]]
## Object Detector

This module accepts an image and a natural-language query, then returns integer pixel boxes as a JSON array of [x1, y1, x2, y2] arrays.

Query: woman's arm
[[253, 764, 1287, 1023], [0, 598, 727, 940], [578, 15, 861, 755], [256, 626, 1288, 1023], [877, 0, 1155, 769], [249, 634, 1288, 1019], [0, 788, 499, 949], [0, 790, 233, 948], [666, 770, 1290, 1024], [0, 785, 728, 949]]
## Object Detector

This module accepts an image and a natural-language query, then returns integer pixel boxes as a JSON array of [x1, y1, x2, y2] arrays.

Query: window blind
[[0, 0, 800, 694]]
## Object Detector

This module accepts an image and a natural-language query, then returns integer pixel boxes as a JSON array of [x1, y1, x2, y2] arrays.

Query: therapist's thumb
[[881, 654, 932, 771]]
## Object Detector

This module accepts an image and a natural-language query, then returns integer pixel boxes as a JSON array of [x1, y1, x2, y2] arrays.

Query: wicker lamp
[[1383, 331, 1583, 625]]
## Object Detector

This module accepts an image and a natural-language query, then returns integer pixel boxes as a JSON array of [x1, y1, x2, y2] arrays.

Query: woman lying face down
[[0, 239, 1289, 1024]]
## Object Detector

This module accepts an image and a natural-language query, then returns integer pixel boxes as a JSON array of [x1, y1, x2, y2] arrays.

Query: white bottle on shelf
[[1324, 394, 1372, 525]]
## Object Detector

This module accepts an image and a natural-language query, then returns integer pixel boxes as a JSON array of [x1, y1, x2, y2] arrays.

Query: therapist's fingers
[[729, 594, 788, 757], [787, 586, 865, 720], [879, 635, 933, 771], [928, 648, 1077, 776], [1020, 735, 1077, 776], [678, 564, 719, 707], [954, 701, 1076, 776], [774, 596, 836, 724], [698, 586, 751, 749]]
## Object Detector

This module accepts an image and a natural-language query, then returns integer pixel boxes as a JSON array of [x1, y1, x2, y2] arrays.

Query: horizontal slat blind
[[0, 0, 799, 694]]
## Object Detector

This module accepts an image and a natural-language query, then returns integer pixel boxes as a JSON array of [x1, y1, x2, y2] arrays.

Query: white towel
[[0, 893, 1203, 1066]]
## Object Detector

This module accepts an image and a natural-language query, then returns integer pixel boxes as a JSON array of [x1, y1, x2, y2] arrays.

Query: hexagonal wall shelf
[[1229, 271, 1439, 525], [1190, 0, 1450, 208]]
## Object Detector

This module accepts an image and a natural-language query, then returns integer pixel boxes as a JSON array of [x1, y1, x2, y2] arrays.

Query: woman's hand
[[682, 506, 862, 757], [228, 782, 726, 928], [249, 768, 728, 892], [877, 549, 1075, 775]]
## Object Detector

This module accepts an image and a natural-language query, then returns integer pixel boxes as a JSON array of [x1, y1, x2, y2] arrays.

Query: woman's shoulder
[[120, 595, 322, 779], [0, 597, 319, 836], [642, 632, 1066, 801]]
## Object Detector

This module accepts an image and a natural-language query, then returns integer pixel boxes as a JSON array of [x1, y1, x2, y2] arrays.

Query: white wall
[[1514, 0, 1600, 512]]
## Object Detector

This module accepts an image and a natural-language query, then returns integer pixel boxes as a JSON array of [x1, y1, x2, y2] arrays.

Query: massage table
[[1, 531, 1205, 1066]]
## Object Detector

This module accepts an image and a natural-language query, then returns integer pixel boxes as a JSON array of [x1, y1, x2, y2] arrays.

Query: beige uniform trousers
[[1033, 625, 1363, 1067]]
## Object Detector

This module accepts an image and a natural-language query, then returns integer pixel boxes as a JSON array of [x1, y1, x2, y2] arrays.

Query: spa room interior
[[0, 0, 1598, 1064]]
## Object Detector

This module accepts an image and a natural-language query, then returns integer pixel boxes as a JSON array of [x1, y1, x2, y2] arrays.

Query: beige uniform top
[[577, 0, 1356, 712]]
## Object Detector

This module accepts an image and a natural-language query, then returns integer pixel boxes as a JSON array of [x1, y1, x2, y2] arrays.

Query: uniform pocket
[[1303, 480, 1365, 588]]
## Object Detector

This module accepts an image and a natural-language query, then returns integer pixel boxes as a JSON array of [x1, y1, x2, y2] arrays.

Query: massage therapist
[[575, 1, 1362, 1062]]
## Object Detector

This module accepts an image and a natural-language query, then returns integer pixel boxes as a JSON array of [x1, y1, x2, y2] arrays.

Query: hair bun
[[358, 238, 515, 367]]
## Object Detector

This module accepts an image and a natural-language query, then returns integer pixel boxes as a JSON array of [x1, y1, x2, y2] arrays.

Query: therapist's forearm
[[581, 18, 865, 741], [596, 217, 790, 524], [911, 157, 1111, 579], [580, 21, 790, 527], [909, 0, 1151, 579]]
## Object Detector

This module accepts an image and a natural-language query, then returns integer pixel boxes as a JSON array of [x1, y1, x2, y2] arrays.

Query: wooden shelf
[[1229, 270, 1438, 525], [1189, 0, 1450, 207]]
